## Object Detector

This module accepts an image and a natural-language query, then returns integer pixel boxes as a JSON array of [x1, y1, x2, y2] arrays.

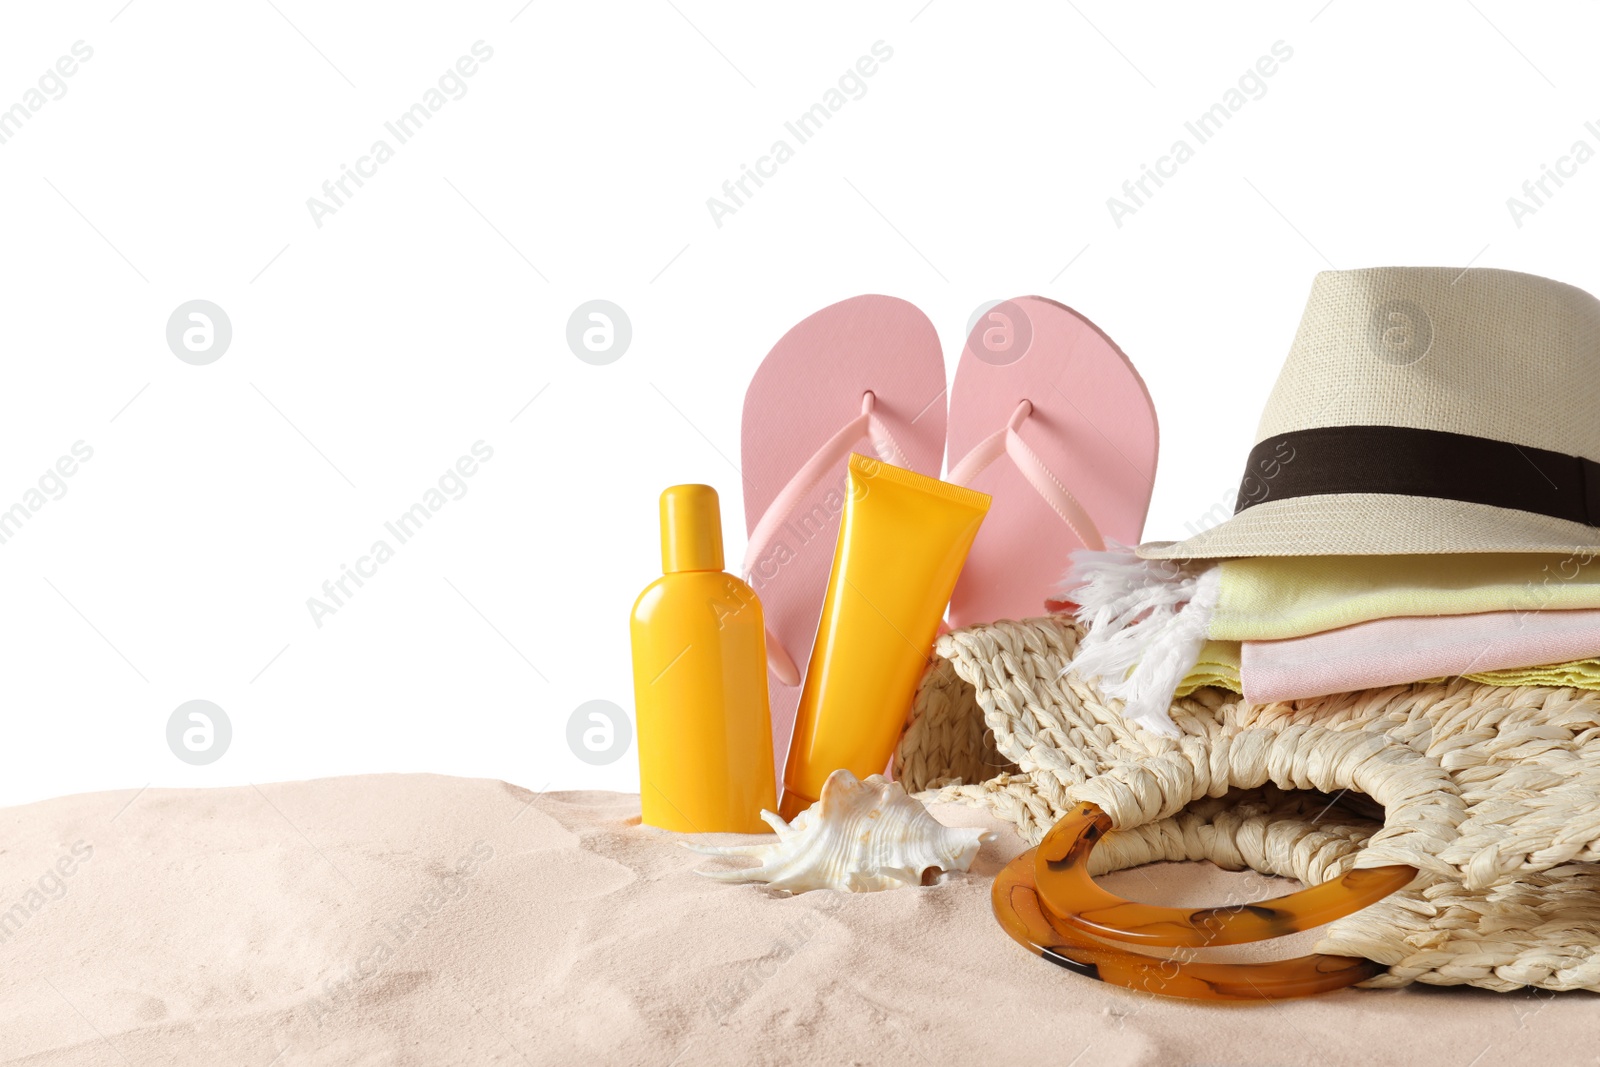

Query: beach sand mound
[[0, 774, 1586, 1065]]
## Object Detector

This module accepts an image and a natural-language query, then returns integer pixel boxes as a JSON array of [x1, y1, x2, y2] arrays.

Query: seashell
[[683, 769, 994, 893]]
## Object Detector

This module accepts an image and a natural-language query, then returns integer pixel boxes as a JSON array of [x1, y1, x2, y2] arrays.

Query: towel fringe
[[1056, 545, 1220, 735]]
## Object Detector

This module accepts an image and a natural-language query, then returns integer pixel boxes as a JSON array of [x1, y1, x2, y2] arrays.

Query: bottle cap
[[659, 484, 724, 573]]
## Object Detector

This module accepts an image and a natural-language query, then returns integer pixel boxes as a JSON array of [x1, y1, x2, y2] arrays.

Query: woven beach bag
[[892, 615, 1600, 991]]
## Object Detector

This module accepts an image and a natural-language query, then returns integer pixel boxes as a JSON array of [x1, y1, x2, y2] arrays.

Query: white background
[[0, 0, 1595, 809]]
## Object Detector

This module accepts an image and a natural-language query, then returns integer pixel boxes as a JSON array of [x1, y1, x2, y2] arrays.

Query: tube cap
[[659, 484, 724, 573]]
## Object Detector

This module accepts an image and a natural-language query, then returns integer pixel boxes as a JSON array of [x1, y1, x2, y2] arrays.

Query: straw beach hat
[[1138, 266, 1600, 560]]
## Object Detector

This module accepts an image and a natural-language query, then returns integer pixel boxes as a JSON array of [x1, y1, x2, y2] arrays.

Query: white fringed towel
[[1053, 545, 1220, 736]]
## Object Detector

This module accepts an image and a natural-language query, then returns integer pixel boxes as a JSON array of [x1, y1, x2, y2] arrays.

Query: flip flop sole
[[947, 297, 1158, 628], [741, 296, 948, 780]]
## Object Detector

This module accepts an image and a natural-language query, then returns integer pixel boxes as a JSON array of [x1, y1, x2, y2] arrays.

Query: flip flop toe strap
[[744, 391, 913, 685], [948, 399, 1107, 552]]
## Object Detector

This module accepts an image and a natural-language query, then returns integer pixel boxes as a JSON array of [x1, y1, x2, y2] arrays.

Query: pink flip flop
[[945, 297, 1158, 628], [741, 296, 948, 779]]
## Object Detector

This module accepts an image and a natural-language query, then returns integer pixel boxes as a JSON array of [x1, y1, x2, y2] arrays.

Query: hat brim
[[1137, 493, 1600, 560]]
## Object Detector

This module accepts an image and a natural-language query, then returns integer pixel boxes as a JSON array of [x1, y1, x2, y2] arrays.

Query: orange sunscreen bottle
[[631, 484, 777, 833], [779, 454, 991, 820]]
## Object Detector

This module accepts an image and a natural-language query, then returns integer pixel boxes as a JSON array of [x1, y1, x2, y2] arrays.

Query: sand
[[0, 773, 1592, 1065]]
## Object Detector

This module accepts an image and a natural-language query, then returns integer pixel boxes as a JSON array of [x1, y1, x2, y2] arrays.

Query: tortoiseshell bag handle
[[992, 849, 1387, 1000], [1034, 802, 1418, 949]]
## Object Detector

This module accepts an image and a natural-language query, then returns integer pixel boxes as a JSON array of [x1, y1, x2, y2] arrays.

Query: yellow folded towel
[[1173, 639, 1600, 698], [1211, 552, 1600, 641], [1461, 660, 1600, 691], [1174, 640, 1242, 697]]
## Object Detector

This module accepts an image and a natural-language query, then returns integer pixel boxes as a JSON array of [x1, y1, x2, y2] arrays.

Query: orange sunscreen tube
[[779, 454, 991, 820]]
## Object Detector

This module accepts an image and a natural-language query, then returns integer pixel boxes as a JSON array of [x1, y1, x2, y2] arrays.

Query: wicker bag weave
[[892, 616, 1600, 991]]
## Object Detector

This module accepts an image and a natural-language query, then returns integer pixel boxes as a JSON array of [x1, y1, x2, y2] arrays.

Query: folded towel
[[1212, 552, 1600, 641], [1240, 608, 1600, 702], [1062, 546, 1600, 731], [1485, 660, 1600, 691], [1173, 640, 1241, 698], [1173, 638, 1600, 701]]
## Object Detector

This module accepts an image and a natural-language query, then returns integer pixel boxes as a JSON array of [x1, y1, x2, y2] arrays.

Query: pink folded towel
[[1241, 609, 1600, 703]]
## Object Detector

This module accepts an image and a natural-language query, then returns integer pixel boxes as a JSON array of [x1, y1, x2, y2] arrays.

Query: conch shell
[[684, 769, 993, 893]]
